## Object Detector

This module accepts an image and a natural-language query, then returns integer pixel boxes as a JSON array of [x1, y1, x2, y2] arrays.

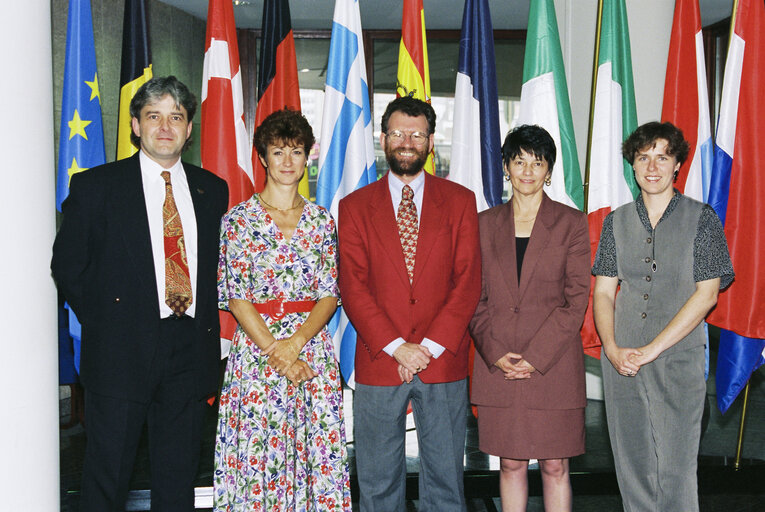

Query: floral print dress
[[214, 195, 351, 512]]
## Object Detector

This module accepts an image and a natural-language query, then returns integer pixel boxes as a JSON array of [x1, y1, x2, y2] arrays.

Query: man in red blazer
[[338, 97, 481, 511]]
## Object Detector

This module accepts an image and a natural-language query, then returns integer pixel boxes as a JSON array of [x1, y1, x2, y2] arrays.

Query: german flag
[[116, 0, 152, 160], [251, 0, 305, 195], [396, 0, 434, 174]]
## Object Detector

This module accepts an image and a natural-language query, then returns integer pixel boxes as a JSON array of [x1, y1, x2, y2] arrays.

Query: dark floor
[[60, 339, 765, 511]]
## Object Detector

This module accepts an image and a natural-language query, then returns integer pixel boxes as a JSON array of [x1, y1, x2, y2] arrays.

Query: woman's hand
[[263, 337, 302, 375], [604, 345, 643, 377], [630, 343, 661, 367], [494, 352, 534, 380], [285, 359, 318, 386]]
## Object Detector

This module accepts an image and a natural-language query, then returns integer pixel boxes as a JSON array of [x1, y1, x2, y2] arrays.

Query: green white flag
[[516, 0, 583, 210], [588, 0, 639, 216]]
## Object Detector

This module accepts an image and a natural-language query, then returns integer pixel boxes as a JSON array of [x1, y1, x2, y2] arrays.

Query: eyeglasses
[[384, 130, 430, 146]]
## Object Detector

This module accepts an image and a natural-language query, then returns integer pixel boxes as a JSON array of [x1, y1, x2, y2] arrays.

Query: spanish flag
[[396, 0, 434, 174], [251, 0, 305, 196], [116, 0, 152, 159]]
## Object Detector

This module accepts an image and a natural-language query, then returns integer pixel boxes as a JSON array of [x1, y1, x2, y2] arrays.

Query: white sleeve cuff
[[382, 337, 406, 357], [421, 338, 445, 359]]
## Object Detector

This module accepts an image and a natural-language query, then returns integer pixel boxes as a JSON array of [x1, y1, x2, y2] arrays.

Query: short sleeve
[[315, 209, 339, 300], [592, 213, 617, 277], [217, 211, 252, 310], [693, 205, 735, 288]]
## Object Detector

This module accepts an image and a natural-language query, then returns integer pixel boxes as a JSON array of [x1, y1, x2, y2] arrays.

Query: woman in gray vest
[[592, 122, 734, 511]]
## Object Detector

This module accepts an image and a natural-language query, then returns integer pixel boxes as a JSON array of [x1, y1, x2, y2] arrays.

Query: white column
[[0, 1, 59, 510]]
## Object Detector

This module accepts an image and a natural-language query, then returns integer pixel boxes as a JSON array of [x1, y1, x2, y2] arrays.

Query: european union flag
[[57, 0, 105, 372]]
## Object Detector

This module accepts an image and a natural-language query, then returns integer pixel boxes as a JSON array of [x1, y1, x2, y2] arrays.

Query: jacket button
[[514, 306, 520, 313], [411, 329, 417, 335], [643, 294, 649, 300], [644, 257, 651, 263], [114, 297, 120, 303], [409, 298, 417, 304], [646, 237, 652, 243], [645, 276, 651, 282], [641, 312, 647, 319]]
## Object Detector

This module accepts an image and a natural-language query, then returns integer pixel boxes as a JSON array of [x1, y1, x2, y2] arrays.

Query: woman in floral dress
[[214, 109, 351, 511]]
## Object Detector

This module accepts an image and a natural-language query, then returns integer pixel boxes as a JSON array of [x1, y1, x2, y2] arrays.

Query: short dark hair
[[380, 96, 436, 135], [129, 76, 197, 148], [252, 109, 315, 157], [502, 124, 557, 171], [622, 121, 690, 166]]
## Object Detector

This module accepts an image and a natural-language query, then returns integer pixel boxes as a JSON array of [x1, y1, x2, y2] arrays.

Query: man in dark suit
[[338, 97, 481, 511], [52, 76, 228, 511]]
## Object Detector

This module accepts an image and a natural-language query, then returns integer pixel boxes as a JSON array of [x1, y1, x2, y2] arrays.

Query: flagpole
[[734, 380, 750, 470], [723, 0, 749, 472], [583, 0, 605, 213]]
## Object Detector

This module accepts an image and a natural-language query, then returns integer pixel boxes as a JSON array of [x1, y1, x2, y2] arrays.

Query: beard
[[384, 143, 429, 177]]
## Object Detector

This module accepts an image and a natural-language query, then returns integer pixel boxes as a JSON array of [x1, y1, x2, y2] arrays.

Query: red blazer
[[338, 172, 481, 386], [470, 194, 590, 410]]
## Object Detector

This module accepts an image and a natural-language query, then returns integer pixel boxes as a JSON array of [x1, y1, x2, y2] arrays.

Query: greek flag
[[316, 0, 377, 387]]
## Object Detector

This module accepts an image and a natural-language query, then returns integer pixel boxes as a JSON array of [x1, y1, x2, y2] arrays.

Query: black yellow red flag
[[116, 0, 152, 159]]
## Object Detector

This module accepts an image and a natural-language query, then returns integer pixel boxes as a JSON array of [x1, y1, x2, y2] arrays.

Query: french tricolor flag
[[449, 0, 503, 212], [707, 0, 765, 414]]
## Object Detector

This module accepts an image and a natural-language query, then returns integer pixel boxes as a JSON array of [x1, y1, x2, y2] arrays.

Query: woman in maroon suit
[[470, 125, 591, 511]]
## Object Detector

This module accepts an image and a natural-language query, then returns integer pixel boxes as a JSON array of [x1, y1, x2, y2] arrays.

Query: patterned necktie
[[397, 184, 418, 283], [161, 171, 192, 316]]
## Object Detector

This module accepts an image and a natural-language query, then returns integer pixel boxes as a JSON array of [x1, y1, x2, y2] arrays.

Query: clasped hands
[[394, 342, 432, 383], [263, 336, 317, 386], [605, 344, 659, 377], [494, 351, 536, 380]]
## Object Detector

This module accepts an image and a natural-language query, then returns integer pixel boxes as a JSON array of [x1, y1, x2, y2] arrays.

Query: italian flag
[[516, 0, 582, 210], [583, 0, 639, 356]]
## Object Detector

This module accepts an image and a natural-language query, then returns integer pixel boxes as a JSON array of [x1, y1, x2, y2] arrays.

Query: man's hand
[[398, 364, 415, 384], [392, 342, 432, 375]]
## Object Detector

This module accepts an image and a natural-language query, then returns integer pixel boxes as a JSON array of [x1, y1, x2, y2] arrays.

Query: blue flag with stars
[[57, 0, 105, 373], [57, 0, 105, 211]]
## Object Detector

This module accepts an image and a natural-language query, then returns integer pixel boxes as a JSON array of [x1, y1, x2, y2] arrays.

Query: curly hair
[[253, 109, 315, 157], [622, 121, 690, 166]]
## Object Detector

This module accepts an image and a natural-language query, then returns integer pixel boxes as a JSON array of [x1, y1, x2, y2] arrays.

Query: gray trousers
[[354, 377, 468, 512], [602, 345, 706, 512]]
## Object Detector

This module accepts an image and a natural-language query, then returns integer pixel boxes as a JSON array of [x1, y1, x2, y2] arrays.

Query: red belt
[[254, 299, 316, 320]]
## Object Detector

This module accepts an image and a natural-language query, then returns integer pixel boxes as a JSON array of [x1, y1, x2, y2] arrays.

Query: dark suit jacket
[[470, 193, 590, 410], [51, 153, 228, 402], [338, 172, 481, 386]]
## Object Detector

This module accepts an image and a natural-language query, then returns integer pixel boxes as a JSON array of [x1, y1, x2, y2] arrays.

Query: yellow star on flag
[[85, 73, 101, 103], [68, 110, 91, 140], [67, 157, 88, 186]]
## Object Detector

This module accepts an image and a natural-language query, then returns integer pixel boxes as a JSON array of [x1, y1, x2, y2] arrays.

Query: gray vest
[[612, 195, 705, 357]]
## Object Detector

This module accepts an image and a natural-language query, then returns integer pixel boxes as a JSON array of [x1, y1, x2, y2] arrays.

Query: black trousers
[[80, 317, 206, 512]]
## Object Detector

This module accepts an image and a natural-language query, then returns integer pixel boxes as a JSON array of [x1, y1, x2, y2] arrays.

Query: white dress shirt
[[383, 171, 445, 359], [139, 151, 198, 318]]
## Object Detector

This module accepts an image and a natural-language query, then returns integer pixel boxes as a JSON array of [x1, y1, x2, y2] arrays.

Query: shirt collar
[[139, 150, 184, 178], [635, 189, 681, 232], [388, 170, 425, 199]]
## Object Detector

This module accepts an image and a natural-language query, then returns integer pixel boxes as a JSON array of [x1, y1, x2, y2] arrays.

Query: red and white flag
[[201, 0, 253, 209], [201, 0, 253, 353]]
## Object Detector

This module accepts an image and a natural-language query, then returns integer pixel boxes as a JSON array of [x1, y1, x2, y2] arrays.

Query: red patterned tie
[[397, 184, 418, 283], [161, 171, 192, 316]]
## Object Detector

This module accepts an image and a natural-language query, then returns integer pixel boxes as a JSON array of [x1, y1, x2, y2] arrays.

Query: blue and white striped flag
[[316, 0, 377, 387], [449, 0, 503, 211]]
